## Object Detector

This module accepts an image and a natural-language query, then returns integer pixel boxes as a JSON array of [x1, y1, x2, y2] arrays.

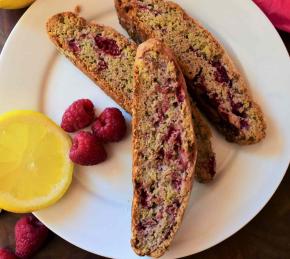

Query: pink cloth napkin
[[253, 0, 290, 32]]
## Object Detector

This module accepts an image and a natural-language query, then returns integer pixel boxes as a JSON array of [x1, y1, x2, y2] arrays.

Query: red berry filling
[[97, 59, 108, 71], [155, 82, 172, 94], [176, 84, 185, 102], [94, 36, 121, 56], [228, 91, 247, 118], [165, 126, 181, 143], [139, 187, 149, 207], [68, 39, 79, 53], [240, 119, 249, 129], [178, 150, 189, 170], [187, 66, 250, 136], [156, 148, 165, 160], [171, 171, 182, 190], [211, 61, 231, 85]]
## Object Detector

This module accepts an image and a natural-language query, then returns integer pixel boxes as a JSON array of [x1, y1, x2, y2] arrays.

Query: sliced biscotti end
[[190, 102, 216, 182], [46, 12, 137, 113], [132, 39, 197, 257]]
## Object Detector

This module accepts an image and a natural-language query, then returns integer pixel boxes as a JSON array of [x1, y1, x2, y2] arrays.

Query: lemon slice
[[0, 0, 34, 9], [0, 110, 74, 213]]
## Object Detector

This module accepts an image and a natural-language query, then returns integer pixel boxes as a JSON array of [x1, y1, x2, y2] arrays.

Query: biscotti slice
[[115, 0, 266, 145], [47, 11, 136, 112], [132, 39, 196, 257], [47, 12, 216, 182]]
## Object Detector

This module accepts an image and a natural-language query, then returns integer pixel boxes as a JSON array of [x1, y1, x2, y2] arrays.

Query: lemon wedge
[[0, 110, 73, 213], [0, 0, 34, 9]]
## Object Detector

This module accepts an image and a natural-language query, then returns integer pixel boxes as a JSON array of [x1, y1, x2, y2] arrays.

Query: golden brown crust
[[115, 0, 266, 145], [132, 39, 197, 257]]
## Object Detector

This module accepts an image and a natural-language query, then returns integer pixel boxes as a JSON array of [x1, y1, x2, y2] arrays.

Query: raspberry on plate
[[92, 108, 126, 142], [0, 248, 18, 259], [15, 215, 49, 258], [70, 131, 107, 166], [61, 99, 95, 132]]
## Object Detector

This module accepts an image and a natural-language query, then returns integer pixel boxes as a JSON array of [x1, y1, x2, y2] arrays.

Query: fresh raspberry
[[0, 248, 18, 259], [61, 99, 95, 132], [69, 131, 107, 165], [15, 215, 49, 259], [92, 108, 126, 142]]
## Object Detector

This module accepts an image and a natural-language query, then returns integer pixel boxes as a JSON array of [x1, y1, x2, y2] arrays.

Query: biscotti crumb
[[74, 5, 81, 14]]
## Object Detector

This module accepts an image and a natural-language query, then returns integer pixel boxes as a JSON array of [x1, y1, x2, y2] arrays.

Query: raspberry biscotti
[[46, 12, 216, 182], [115, 0, 266, 145], [132, 39, 196, 257], [47, 12, 136, 112]]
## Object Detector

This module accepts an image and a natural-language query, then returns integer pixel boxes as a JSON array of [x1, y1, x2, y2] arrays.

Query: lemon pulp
[[0, 111, 73, 213]]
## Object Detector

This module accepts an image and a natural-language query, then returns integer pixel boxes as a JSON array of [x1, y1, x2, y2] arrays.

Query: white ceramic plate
[[0, 0, 290, 258]]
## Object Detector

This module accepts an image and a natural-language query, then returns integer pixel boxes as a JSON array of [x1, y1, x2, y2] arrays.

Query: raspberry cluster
[[61, 99, 127, 166]]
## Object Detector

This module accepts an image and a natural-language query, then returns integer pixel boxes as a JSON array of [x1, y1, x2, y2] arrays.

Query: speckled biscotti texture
[[46, 12, 216, 183], [132, 39, 196, 257], [47, 11, 136, 112], [115, 0, 266, 145]]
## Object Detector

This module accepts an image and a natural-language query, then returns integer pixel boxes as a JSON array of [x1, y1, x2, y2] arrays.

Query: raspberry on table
[[0, 248, 18, 259], [15, 215, 49, 259], [61, 99, 95, 132], [69, 131, 107, 166], [92, 108, 126, 142]]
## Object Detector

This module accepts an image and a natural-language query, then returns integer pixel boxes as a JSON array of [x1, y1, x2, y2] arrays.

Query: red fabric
[[253, 0, 290, 32]]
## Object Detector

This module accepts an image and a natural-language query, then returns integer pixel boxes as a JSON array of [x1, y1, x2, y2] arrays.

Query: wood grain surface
[[0, 7, 290, 259]]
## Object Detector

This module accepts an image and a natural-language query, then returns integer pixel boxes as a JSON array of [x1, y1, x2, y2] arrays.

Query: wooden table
[[1, 8, 290, 259]]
